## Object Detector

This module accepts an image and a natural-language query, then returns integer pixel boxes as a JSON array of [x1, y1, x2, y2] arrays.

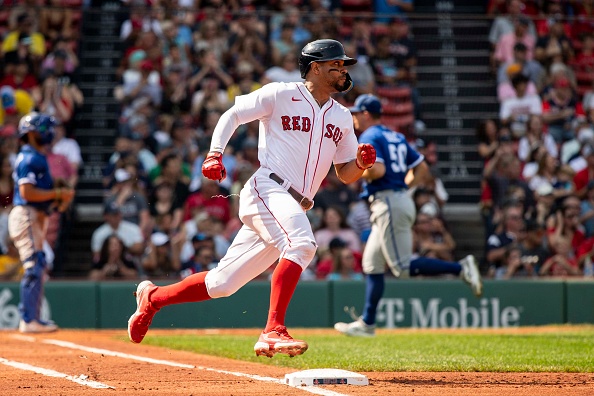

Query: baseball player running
[[128, 39, 376, 357], [334, 94, 482, 337], [9, 112, 75, 333]]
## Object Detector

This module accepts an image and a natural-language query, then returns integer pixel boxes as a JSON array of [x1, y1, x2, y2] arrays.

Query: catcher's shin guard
[[19, 251, 47, 323]]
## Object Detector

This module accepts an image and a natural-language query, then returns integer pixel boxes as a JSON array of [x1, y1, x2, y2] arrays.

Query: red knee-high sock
[[150, 271, 211, 309], [264, 258, 303, 332]]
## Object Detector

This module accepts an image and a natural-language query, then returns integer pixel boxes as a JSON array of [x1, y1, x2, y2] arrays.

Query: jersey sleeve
[[209, 83, 277, 152], [334, 115, 358, 165], [404, 140, 424, 169], [15, 155, 39, 186], [358, 131, 385, 163]]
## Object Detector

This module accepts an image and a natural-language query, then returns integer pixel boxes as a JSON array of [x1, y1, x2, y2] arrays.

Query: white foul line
[[43, 339, 195, 368], [0, 357, 114, 389], [39, 338, 350, 396]]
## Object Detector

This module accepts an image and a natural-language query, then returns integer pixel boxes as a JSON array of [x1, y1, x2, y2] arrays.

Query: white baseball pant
[[205, 168, 317, 298]]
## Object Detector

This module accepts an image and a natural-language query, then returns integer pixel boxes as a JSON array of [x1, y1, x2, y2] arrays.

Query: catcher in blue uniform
[[9, 112, 75, 333]]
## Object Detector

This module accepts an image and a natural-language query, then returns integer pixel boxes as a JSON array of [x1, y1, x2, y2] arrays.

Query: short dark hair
[[511, 73, 529, 88]]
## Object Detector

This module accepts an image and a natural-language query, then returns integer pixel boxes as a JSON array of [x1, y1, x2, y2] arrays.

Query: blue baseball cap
[[349, 94, 382, 114]]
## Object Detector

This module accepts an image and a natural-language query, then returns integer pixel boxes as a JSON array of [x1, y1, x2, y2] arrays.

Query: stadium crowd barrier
[[0, 280, 592, 330]]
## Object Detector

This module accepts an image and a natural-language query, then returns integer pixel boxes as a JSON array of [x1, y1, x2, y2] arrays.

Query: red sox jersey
[[210, 82, 359, 199]]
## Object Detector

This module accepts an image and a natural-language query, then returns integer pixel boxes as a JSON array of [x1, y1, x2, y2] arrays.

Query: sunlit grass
[[140, 327, 594, 372]]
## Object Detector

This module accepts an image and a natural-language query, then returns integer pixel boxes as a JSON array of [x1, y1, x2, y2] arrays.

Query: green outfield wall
[[0, 279, 592, 330]]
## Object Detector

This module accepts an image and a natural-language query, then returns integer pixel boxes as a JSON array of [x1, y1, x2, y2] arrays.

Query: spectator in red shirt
[[183, 177, 230, 224], [573, 143, 594, 198], [574, 32, 594, 72], [570, 0, 594, 40], [547, 195, 586, 257]]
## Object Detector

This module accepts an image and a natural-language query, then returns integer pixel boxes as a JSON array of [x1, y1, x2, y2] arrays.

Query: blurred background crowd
[[0, 0, 593, 283]]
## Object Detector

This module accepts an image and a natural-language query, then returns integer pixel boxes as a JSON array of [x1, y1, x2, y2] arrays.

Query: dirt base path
[[1, 329, 593, 396]]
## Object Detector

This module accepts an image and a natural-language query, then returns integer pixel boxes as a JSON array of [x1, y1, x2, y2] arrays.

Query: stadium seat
[[376, 86, 412, 101], [371, 24, 389, 37], [63, 0, 83, 6], [382, 101, 414, 116], [381, 114, 415, 131], [576, 70, 594, 86]]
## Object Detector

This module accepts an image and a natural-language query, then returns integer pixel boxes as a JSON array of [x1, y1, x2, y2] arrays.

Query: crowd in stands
[[481, 0, 594, 278], [89, 0, 439, 282], [1, 1, 593, 283], [0, 0, 84, 278]]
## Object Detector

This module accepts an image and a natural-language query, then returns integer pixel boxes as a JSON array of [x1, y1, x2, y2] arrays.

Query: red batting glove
[[356, 143, 376, 170], [202, 151, 226, 182]]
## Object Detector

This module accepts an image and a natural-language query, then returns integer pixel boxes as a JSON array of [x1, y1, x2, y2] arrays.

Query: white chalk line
[[11, 335, 351, 396], [0, 357, 114, 389], [43, 339, 195, 368]]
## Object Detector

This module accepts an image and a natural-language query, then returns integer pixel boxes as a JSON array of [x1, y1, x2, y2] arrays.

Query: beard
[[333, 73, 353, 93]]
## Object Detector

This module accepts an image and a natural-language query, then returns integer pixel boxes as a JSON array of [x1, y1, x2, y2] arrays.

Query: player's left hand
[[356, 143, 376, 170]]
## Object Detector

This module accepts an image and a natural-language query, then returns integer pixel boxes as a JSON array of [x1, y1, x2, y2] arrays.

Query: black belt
[[269, 173, 314, 211]]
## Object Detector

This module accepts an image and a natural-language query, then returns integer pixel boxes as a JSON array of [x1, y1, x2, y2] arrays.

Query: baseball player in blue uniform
[[334, 94, 482, 337], [9, 112, 75, 333]]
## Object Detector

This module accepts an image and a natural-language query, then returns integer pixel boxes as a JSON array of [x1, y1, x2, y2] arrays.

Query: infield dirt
[[1, 328, 593, 396]]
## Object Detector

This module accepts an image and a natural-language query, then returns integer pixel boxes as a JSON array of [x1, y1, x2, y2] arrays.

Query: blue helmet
[[18, 112, 56, 145]]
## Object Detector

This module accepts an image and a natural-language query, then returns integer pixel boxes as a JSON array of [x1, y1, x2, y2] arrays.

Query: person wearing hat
[[533, 181, 556, 228], [105, 167, 151, 237], [497, 43, 544, 102], [90, 201, 144, 264], [141, 231, 180, 278], [334, 94, 482, 337], [502, 217, 548, 278], [9, 112, 74, 333], [115, 48, 162, 108], [0, 85, 35, 127]]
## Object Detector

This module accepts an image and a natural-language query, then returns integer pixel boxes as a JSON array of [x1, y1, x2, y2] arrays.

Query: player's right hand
[[202, 151, 226, 182]]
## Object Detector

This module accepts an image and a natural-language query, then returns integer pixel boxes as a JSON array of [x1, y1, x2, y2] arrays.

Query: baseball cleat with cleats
[[19, 319, 58, 333], [254, 326, 308, 358], [127, 280, 160, 344], [334, 317, 375, 337], [460, 254, 483, 297]]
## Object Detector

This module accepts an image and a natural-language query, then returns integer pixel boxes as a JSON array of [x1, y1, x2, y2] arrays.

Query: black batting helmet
[[298, 39, 357, 79]]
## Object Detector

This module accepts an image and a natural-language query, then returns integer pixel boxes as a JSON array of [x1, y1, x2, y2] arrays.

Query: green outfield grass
[[139, 326, 594, 372]]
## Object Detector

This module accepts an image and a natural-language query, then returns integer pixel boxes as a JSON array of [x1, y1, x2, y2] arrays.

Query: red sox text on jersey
[[280, 116, 343, 146]]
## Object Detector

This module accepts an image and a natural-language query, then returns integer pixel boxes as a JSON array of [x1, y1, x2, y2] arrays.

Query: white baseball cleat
[[19, 319, 58, 333], [460, 254, 483, 297], [334, 317, 375, 337]]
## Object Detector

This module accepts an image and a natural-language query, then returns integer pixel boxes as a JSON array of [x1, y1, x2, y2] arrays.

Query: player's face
[[318, 60, 348, 91], [30, 131, 52, 153]]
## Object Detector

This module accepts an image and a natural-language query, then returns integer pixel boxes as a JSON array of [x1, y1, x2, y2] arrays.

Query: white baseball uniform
[[204, 82, 359, 298]]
